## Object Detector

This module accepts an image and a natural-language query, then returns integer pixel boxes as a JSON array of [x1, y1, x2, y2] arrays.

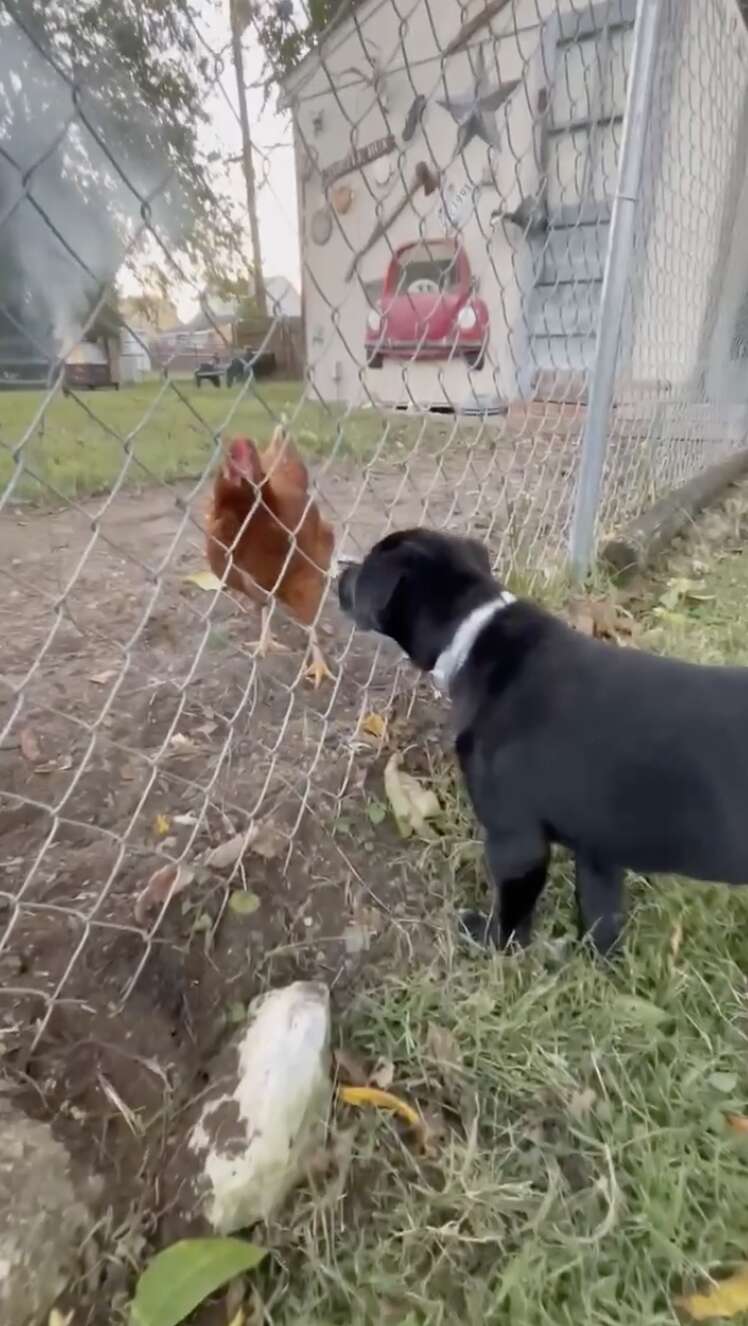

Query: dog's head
[[338, 528, 498, 671]]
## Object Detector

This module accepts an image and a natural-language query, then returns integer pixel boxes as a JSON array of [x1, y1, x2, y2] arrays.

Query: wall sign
[[322, 133, 396, 189]]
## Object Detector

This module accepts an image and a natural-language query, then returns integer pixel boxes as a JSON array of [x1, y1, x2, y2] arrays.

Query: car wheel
[[465, 349, 485, 372]]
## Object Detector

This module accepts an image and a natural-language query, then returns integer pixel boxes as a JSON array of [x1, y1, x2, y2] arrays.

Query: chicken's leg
[[247, 604, 289, 658], [304, 627, 335, 688]]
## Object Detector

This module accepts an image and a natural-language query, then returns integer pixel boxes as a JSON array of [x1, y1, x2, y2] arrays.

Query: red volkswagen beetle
[[365, 238, 489, 370]]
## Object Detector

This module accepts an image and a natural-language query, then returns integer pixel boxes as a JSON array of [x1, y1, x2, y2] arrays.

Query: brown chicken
[[206, 425, 335, 687]]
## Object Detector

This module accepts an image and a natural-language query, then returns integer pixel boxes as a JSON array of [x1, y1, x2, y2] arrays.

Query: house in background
[[282, 0, 748, 410]]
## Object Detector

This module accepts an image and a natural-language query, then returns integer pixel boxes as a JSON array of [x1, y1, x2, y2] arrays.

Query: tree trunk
[[229, 0, 268, 319]]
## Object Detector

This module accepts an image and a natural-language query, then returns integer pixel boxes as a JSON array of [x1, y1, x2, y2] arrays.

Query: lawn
[[265, 490, 748, 1326], [0, 377, 391, 504]]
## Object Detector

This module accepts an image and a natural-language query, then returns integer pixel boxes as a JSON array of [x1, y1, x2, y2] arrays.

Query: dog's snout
[[337, 562, 360, 615]]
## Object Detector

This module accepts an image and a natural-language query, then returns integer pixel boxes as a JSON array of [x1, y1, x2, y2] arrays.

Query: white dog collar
[[431, 593, 516, 692]]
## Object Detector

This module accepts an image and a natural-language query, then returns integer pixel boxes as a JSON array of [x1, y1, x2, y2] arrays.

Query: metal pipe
[[569, 0, 665, 579]]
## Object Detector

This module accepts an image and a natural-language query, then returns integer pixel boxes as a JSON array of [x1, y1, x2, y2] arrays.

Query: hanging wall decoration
[[402, 94, 426, 143], [437, 47, 519, 154], [331, 184, 354, 214], [310, 206, 333, 245], [321, 133, 396, 189], [345, 161, 440, 282]]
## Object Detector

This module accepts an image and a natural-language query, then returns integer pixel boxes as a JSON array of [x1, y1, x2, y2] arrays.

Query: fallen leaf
[[130, 1237, 266, 1326], [337, 1084, 425, 1141], [426, 1022, 463, 1074], [89, 669, 118, 686], [359, 711, 387, 740], [367, 799, 387, 826], [384, 753, 441, 838], [49, 1310, 75, 1326], [342, 923, 369, 955], [226, 1000, 247, 1024], [567, 597, 637, 645], [670, 922, 683, 961], [725, 1113, 748, 1134], [675, 1266, 748, 1321], [203, 834, 245, 871], [228, 890, 261, 917], [248, 820, 285, 860], [185, 570, 224, 592], [153, 814, 171, 838], [19, 727, 41, 762], [569, 1087, 597, 1119], [708, 1071, 738, 1094], [369, 1058, 395, 1090], [203, 822, 284, 871], [334, 1047, 369, 1086], [169, 733, 195, 752], [226, 1312, 245, 1326], [135, 863, 195, 925]]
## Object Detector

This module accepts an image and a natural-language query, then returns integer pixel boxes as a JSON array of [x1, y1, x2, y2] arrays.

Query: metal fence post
[[569, 0, 665, 579]]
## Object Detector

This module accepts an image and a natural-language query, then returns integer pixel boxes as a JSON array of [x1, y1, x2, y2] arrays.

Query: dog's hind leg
[[574, 855, 625, 956], [460, 832, 549, 949]]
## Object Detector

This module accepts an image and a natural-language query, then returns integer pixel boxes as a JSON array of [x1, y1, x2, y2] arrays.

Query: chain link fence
[[1, 0, 748, 1239]]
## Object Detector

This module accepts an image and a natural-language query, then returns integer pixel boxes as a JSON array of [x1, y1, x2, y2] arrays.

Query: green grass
[[268, 496, 748, 1326], [0, 377, 392, 504]]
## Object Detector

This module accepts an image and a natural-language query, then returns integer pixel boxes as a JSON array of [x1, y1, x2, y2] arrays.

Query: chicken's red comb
[[224, 436, 260, 482]]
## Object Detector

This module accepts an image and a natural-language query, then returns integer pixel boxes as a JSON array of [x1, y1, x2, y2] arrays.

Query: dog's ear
[[455, 536, 492, 577], [355, 554, 408, 632]]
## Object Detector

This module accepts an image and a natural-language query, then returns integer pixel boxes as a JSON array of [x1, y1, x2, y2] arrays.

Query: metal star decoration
[[438, 47, 519, 154]]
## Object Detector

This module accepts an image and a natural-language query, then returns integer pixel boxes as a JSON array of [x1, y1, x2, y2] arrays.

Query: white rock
[[0, 1101, 93, 1325], [189, 981, 331, 1231]]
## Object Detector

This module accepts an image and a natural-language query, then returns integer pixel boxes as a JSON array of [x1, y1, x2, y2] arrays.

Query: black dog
[[338, 527, 748, 955]]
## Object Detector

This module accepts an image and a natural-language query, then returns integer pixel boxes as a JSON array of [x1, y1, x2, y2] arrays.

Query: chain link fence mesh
[[1, 0, 747, 1116]]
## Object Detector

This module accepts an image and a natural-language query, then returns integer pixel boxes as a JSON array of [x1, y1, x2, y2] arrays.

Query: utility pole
[[229, 0, 268, 318]]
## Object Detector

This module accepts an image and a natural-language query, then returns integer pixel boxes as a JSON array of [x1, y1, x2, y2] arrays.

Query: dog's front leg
[[460, 831, 549, 949], [574, 855, 625, 956]]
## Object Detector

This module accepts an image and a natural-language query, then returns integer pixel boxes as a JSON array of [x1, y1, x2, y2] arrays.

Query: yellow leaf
[[383, 753, 440, 838], [153, 813, 171, 837], [725, 1113, 748, 1135], [337, 1084, 424, 1136], [227, 1312, 245, 1326], [48, 1311, 74, 1326], [185, 570, 224, 592], [360, 711, 387, 740], [676, 1266, 748, 1320]]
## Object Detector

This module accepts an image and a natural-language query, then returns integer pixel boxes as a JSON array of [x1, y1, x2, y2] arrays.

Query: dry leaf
[[48, 1311, 75, 1326], [153, 813, 170, 838], [359, 711, 387, 740], [203, 822, 284, 871], [334, 1047, 369, 1086], [426, 1022, 462, 1073], [204, 833, 246, 871], [89, 669, 118, 686], [369, 1058, 395, 1090], [384, 753, 440, 838], [670, 922, 683, 961], [169, 733, 195, 752], [185, 570, 224, 591], [19, 727, 41, 762], [135, 862, 195, 925], [675, 1266, 748, 1320], [725, 1113, 748, 1134], [569, 1087, 597, 1119], [248, 820, 285, 860]]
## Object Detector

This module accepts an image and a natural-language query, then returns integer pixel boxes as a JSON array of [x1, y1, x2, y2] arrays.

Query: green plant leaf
[[130, 1237, 266, 1326], [228, 890, 261, 916], [611, 995, 668, 1027], [709, 1070, 738, 1094], [367, 799, 386, 825]]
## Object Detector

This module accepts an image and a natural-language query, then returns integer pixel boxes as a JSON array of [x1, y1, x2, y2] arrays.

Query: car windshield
[[394, 242, 460, 296]]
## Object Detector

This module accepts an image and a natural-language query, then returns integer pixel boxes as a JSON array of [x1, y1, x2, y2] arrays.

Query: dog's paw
[[457, 908, 495, 948]]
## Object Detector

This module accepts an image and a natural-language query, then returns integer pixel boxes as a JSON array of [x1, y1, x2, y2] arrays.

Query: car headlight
[[457, 304, 478, 332], [367, 309, 381, 334]]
